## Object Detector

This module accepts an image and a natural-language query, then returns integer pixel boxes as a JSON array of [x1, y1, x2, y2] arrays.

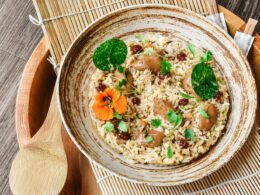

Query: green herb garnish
[[146, 135, 153, 143], [113, 112, 122, 120], [115, 79, 127, 90], [180, 92, 193, 99], [151, 119, 162, 128], [167, 109, 182, 129], [104, 122, 114, 133], [118, 79, 126, 87], [160, 60, 172, 76], [118, 121, 128, 132], [144, 130, 148, 137], [191, 62, 218, 100], [93, 38, 127, 71], [185, 128, 195, 141], [167, 145, 174, 158], [198, 107, 209, 119], [135, 34, 145, 43], [187, 44, 195, 56], [174, 115, 182, 129], [167, 109, 177, 123], [200, 50, 213, 63], [117, 64, 125, 73], [144, 47, 154, 55]]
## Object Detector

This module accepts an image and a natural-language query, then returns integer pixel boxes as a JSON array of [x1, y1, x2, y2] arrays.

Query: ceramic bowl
[[57, 5, 257, 185]]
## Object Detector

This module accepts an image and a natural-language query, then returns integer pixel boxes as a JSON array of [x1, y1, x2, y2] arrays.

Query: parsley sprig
[[191, 50, 218, 100], [151, 119, 162, 128], [167, 109, 182, 129], [160, 60, 172, 76], [185, 128, 195, 141]]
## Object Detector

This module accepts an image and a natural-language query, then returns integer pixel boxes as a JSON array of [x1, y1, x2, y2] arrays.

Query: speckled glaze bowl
[[57, 5, 257, 185]]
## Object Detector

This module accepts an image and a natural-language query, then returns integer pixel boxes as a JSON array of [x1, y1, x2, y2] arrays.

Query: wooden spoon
[[9, 87, 68, 195]]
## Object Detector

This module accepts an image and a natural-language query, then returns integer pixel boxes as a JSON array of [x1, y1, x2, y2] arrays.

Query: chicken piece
[[153, 98, 175, 119], [198, 104, 218, 131], [182, 67, 197, 97], [132, 55, 161, 74], [136, 130, 165, 148]]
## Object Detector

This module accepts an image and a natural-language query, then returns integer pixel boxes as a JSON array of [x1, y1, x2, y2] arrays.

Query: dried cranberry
[[177, 52, 187, 61], [179, 140, 190, 149], [215, 91, 223, 102], [118, 132, 131, 140], [131, 97, 141, 105], [111, 119, 120, 129], [96, 82, 107, 92], [178, 98, 189, 106], [130, 44, 143, 54]]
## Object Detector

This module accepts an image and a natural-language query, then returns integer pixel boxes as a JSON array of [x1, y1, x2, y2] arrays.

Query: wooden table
[[0, 0, 259, 194]]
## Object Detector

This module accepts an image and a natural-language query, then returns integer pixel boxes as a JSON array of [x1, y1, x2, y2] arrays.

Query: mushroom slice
[[153, 98, 175, 119], [125, 69, 134, 91], [132, 55, 161, 74], [198, 103, 218, 131], [136, 130, 165, 148], [182, 67, 197, 97]]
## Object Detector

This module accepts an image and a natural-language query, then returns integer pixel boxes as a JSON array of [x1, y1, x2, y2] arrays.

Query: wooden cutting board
[[15, 6, 260, 194]]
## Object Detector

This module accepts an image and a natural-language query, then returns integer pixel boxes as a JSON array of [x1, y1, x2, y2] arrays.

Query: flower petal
[[93, 104, 113, 120], [94, 92, 108, 106], [105, 88, 120, 102], [113, 96, 127, 114]]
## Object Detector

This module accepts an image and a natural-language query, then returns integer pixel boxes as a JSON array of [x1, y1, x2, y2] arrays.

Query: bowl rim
[[56, 4, 257, 186]]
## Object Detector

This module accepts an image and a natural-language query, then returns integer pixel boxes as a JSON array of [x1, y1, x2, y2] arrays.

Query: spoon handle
[[30, 84, 62, 143]]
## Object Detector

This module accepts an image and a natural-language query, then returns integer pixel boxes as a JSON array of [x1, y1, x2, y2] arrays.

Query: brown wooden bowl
[[57, 5, 257, 185]]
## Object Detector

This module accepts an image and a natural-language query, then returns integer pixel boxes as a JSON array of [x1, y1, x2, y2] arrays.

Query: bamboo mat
[[32, 0, 260, 194]]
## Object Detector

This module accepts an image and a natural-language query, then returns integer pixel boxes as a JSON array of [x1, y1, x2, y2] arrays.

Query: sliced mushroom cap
[[154, 98, 175, 119], [114, 68, 134, 92], [125, 69, 134, 91], [132, 55, 161, 74], [198, 104, 218, 131], [183, 67, 197, 97], [136, 130, 165, 148]]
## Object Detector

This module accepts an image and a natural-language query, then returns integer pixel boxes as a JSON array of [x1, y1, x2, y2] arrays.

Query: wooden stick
[[206, 0, 219, 15], [244, 18, 258, 35]]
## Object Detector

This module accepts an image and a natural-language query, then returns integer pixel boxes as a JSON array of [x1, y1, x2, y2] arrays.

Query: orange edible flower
[[93, 87, 127, 120], [113, 96, 127, 114]]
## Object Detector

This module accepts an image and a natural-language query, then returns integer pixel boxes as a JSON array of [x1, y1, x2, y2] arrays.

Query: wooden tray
[[15, 37, 101, 195], [15, 6, 260, 195]]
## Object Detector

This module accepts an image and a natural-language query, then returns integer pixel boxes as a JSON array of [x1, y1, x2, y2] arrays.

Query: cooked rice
[[88, 33, 230, 165]]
